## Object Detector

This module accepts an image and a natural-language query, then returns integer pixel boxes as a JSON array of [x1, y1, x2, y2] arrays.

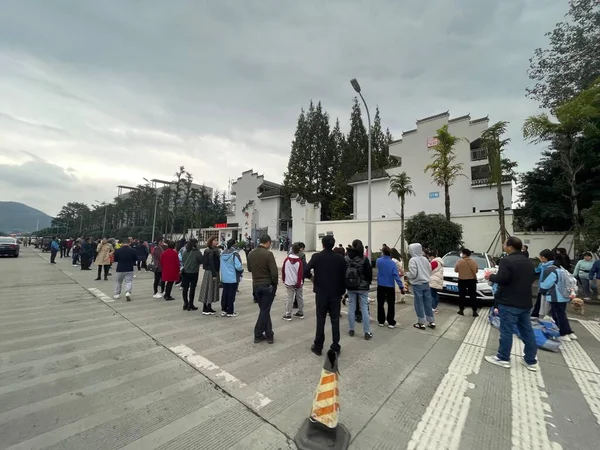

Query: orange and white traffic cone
[[294, 350, 351, 450]]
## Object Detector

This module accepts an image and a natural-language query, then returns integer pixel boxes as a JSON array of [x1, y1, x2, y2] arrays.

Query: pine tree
[[308, 101, 331, 204], [326, 119, 347, 219], [384, 127, 397, 166], [346, 97, 369, 174], [283, 108, 310, 200], [371, 106, 387, 170]]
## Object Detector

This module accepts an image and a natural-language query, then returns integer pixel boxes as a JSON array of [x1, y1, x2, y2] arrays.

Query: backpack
[[556, 267, 577, 298], [345, 257, 364, 290]]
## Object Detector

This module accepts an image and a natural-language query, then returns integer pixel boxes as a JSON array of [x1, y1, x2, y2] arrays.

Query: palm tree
[[388, 171, 415, 257], [424, 125, 465, 220], [481, 121, 518, 244]]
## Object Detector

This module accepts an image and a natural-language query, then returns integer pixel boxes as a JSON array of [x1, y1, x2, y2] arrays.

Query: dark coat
[[489, 251, 537, 309], [304, 249, 347, 298]]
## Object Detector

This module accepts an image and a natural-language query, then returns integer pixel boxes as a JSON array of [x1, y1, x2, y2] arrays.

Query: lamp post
[[144, 178, 159, 244], [95, 200, 108, 238], [350, 78, 372, 261]]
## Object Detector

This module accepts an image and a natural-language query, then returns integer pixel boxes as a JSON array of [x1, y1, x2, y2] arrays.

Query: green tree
[[388, 171, 415, 257], [284, 108, 310, 200], [404, 212, 463, 256], [523, 78, 600, 251], [309, 101, 332, 208], [481, 121, 518, 244], [347, 97, 369, 173], [527, 0, 600, 110], [424, 125, 465, 220], [581, 202, 600, 252]]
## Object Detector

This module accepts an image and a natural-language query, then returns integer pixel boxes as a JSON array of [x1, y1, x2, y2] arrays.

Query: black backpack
[[345, 256, 364, 290]]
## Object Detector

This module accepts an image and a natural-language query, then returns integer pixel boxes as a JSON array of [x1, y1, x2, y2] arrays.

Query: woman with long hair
[[95, 238, 113, 281], [390, 248, 406, 304], [160, 240, 180, 301], [181, 239, 204, 311], [199, 236, 220, 315], [427, 250, 444, 313]]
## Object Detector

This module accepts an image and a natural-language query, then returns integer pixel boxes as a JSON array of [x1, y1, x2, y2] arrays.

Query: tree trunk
[[497, 180, 506, 245], [444, 183, 451, 220], [400, 196, 405, 258]]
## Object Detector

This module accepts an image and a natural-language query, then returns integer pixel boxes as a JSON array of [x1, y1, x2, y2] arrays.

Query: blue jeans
[[430, 288, 439, 309], [347, 290, 370, 334], [497, 305, 537, 365], [413, 283, 434, 324]]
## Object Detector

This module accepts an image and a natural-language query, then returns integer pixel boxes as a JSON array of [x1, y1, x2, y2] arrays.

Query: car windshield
[[443, 254, 489, 270], [0, 237, 15, 243]]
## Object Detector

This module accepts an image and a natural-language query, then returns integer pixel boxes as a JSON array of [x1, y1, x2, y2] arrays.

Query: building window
[[471, 164, 491, 181], [471, 147, 488, 161]]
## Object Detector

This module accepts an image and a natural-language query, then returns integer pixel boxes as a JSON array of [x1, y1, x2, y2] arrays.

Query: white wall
[[259, 196, 281, 239], [228, 170, 263, 227], [514, 232, 575, 259], [471, 184, 512, 213], [291, 197, 321, 251]]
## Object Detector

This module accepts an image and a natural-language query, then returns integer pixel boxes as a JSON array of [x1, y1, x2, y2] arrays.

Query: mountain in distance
[[0, 201, 53, 234]]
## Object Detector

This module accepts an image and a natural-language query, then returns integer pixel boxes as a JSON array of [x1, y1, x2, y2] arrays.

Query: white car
[[440, 251, 497, 302]]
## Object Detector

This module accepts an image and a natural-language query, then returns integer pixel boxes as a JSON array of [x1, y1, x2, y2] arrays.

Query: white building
[[349, 111, 512, 220]]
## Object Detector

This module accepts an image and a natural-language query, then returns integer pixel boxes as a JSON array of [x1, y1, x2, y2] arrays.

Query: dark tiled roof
[[258, 187, 284, 199], [348, 166, 400, 184], [470, 116, 489, 125], [416, 111, 449, 125], [402, 128, 417, 135], [449, 114, 471, 123]]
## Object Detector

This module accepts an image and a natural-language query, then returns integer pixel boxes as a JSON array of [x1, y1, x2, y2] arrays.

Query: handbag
[[147, 263, 156, 272]]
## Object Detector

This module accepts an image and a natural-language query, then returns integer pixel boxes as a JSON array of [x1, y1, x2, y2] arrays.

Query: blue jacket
[[539, 262, 569, 303], [51, 240, 60, 251], [589, 260, 600, 280], [376, 255, 404, 289], [220, 248, 243, 283]]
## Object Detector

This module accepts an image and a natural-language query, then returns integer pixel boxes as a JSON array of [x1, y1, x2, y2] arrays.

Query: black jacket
[[489, 251, 536, 309], [304, 249, 347, 298], [345, 249, 373, 291], [114, 245, 138, 273], [202, 247, 220, 277]]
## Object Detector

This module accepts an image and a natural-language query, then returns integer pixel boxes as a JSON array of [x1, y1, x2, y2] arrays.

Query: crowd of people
[[42, 232, 597, 363]]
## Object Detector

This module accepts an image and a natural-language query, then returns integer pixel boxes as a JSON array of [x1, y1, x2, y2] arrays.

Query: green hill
[[0, 202, 52, 234]]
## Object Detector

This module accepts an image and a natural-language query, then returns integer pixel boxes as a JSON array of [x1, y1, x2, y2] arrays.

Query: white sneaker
[[568, 333, 578, 341], [521, 359, 538, 372], [485, 355, 511, 369], [558, 335, 571, 342], [227, 312, 239, 317], [388, 324, 396, 329], [125, 292, 131, 301], [133, 275, 137, 278], [113, 294, 120, 299], [221, 312, 227, 317], [152, 293, 163, 299]]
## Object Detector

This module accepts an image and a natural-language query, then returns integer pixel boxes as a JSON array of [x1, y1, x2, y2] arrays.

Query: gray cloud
[[0, 0, 568, 214]]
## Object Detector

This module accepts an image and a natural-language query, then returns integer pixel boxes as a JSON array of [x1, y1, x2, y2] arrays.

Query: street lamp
[[350, 78, 372, 261], [144, 178, 159, 244], [95, 200, 108, 238]]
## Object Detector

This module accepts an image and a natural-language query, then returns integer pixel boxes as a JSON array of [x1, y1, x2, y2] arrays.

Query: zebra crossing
[[1, 249, 599, 449]]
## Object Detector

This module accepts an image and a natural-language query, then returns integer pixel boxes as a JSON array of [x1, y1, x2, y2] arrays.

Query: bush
[[404, 212, 463, 256]]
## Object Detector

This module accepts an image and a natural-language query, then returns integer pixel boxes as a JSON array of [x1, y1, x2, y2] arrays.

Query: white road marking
[[560, 340, 600, 426], [170, 344, 272, 411], [407, 309, 491, 450], [88, 287, 115, 303], [579, 319, 600, 343], [510, 340, 562, 449]]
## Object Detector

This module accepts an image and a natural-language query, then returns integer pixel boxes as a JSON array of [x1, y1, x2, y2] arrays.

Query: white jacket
[[429, 257, 444, 290]]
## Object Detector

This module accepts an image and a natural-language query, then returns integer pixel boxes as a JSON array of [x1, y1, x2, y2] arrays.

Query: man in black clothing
[[304, 235, 347, 356], [485, 236, 538, 371]]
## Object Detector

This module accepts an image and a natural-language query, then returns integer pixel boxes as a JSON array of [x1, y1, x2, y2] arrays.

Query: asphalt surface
[[1, 248, 599, 449]]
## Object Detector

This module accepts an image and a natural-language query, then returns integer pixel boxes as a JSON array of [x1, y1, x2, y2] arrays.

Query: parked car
[[440, 251, 497, 302], [0, 237, 20, 257]]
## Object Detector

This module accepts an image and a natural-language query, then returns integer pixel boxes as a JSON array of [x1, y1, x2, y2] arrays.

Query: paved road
[[1, 248, 600, 449]]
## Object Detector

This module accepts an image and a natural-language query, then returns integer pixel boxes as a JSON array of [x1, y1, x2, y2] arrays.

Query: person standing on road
[[135, 240, 149, 272], [485, 237, 538, 371], [455, 248, 479, 317], [95, 238, 113, 281], [181, 239, 204, 311], [427, 250, 444, 314], [406, 243, 435, 330], [304, 235, 346, 356], [81, 238, 93, 270], [113, 238, 137, 301], [573, 252, 594, 300], [390, 248, 406, 304], [220, 238, 243, 317], [345, 239, 373, 340], [248, 234, 279, 344], [50, 237, 59, 264], [590, 258, 600, 300], [160, 240, 180, 302], [538, 250, 577, 342], [60, 238, 66, 258], [199, 236, 220, 315], [281, 243, 305, 321], [376, 246, 404, 330], [152, 238, 166, 298]]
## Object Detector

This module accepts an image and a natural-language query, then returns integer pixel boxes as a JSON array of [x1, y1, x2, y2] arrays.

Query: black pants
[[551, 302, 573, 336], [137, 260, 147, 271], [153, 271, 165, 294], [377, 285, 396, 326], [221, 282, 238, 314], [182, 272, 199, 307], [164, 281, 174, 299], [254, 285, 275, 339], [531, 292, 542, 318], [97, 265, 109, 279], [66, 248, 71, 257], [314, 294, 342, 352], [81, 254, 91, 270], [60, 247, 65, 258], [458, 279, 478, 311], [50, 249, 57, 263]]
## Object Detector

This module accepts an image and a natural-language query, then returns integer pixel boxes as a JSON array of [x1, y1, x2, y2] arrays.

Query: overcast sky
[[0, 0, 567, 216]]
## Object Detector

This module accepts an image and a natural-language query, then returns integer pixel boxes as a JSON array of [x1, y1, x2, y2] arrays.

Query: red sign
[[427, 137, 439, 148], [214, 223, 227, 229]]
